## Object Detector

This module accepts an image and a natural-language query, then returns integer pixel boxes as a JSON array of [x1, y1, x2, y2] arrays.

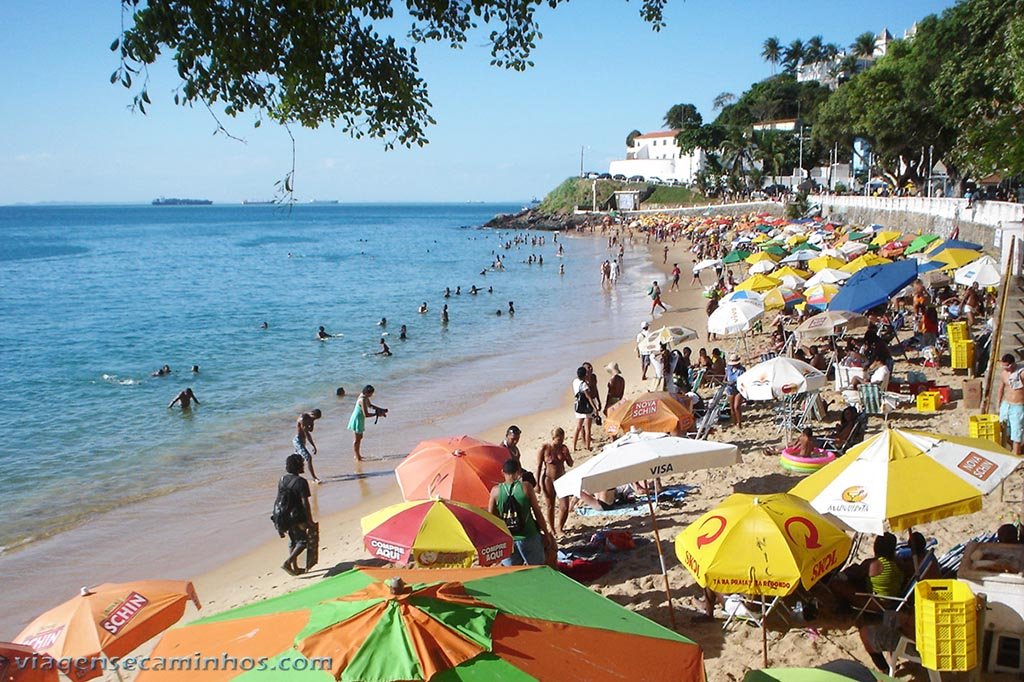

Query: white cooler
[[958, 542, 1024, 634]]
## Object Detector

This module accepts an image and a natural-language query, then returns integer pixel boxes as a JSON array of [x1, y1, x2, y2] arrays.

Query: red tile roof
[[635, 130, 680, 139]]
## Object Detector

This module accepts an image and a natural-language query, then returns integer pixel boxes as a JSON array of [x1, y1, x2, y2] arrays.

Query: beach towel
[[639, 483, 695, 503], [574, 503, 647, 518], [557, 557, 615, 584]]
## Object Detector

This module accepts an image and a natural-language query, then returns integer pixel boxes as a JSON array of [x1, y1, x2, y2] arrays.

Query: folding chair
[[722, 594, 793, 630], [759, 352, 778, 363], [688, 368, 706, 393], [693, 384, 727, 440], [819, 412, 868, 455]]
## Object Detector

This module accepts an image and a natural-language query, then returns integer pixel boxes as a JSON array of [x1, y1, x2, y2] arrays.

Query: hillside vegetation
[[537, 178, 706, 215]]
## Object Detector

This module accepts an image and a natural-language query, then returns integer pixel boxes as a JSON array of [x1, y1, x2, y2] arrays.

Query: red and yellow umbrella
[[361, 498, 513, 568], [14, 581, 200, 682], [395, 436, 508, 509], [605, 391, 695, 435], [0, 643, 58, 682]]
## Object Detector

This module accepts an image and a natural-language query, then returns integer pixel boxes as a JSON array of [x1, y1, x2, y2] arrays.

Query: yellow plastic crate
[[951, 339, 975, 370], [915, 579, 977, 672], [917, 391, 942, 412], [969, 414, 1002, 444], [946, 321, 968, 344]]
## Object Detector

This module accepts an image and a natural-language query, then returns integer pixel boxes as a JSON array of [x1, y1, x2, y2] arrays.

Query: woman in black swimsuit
[[535, 427, 574, 536]]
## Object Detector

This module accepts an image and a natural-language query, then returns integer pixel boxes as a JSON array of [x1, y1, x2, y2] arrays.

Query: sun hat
[[727, 352, 742, 365], [605, 362, 621, 375], [641, 321, 650, 330]]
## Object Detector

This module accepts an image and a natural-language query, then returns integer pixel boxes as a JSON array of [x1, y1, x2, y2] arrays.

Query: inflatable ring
[[780, 447, 836, 466], [780, 457, 825, 474]]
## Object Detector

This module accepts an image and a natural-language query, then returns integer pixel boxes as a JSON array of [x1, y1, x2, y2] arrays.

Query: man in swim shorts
[[998, 353, 1024, 455], [294, 409, 323, 483]]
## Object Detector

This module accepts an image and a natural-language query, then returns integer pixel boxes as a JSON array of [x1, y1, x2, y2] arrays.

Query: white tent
[[954, 255, 1001, 288]]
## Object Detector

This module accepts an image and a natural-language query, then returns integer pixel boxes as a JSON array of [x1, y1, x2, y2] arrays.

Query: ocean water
[[0, 203, 656, 559]]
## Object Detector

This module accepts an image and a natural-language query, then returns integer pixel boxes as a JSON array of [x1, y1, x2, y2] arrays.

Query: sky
[[0, 0, 957, 204]]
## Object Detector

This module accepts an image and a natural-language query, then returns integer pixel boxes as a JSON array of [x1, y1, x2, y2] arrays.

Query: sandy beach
[[43, 220, 1024, 681]]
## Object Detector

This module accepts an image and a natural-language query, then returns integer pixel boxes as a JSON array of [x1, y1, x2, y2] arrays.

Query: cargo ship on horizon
[[152, 197, 213, 206]]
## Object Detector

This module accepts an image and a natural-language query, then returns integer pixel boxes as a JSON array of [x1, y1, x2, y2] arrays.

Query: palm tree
[[712, 92, 736, 111], [823, 42, 841, 60], [783, 39, 805, 73], [850, 32, 876, 59], [804, 35, 824, 63], [762, 37, 782, 75]]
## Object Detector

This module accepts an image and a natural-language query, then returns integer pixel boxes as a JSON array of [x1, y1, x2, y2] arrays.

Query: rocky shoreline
[[483, 207, 585, 231]]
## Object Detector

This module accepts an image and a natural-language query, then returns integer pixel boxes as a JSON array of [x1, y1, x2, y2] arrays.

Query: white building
[[608, 130, 706, 184]]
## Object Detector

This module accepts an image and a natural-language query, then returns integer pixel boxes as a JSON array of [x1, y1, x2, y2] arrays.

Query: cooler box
[[958, 541, 1024, 634], [915, 579, 978, 671], [951, 340, 975, 370], [968, 414, 1002, 445]]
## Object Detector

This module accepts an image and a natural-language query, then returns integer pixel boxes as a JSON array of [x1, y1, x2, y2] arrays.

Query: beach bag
[[500, 482, 526, 535], [574, 385, 593, 415], [271, 475, 304, 537]]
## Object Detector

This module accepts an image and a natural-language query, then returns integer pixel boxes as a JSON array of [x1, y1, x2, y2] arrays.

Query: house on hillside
[[608, 131, 706, 184], [797, 27, 902, 90]]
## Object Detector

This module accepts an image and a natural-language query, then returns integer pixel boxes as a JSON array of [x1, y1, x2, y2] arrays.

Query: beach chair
[[887, 635, 940, 682], [693, 384, 727, 440], [688, 368, 706, 393], [853, 553, 937, 622], [722, 594, 793, 631], [819, 412, 868, 455], [759, 352, 778, 363]]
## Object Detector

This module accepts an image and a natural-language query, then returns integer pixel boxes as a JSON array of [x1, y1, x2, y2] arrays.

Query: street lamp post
[[580, 145, 585, 178], [927, 145, 934, 199]]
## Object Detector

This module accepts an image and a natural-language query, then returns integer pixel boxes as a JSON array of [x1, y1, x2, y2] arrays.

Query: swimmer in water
[[151, 364, 172, 377], [168, 387, 200, 410], [508, 301, 516, 315], [376, 337, 392, 357], [399, 324, 407, 340], [260, 321, 269, 329], [455, 286, 461, 295], [559, 263, 565, 275], [488, 286, 493, 293], [317, 326, 332, 340], [444, 287, 451, 298], [441, 304, 449, 324], [190, 365, 199, 373], [470, 285, 479, 295], [418, 302, 428, 314], [378, 317, 387, 327]]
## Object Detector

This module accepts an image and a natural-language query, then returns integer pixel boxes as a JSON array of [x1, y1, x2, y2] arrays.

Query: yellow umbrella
[[804, 283, 840, 307], [790, 429, 1021, 534], [931, 248, 982, 269], [736, 273, 783, 292], [785, 234, 808, 247], [747, 251, 780, 265], [762, 286, 804, 311], [773, 265, 810, 279], [839, 253, 891, 274], [753, 233, 770, 244], [807, 255, 846, 273], [870, 230, 902, 246]]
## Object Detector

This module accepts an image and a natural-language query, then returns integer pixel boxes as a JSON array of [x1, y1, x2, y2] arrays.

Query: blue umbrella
[[828, 259, 919, 313], [928, 239, 982, 255]]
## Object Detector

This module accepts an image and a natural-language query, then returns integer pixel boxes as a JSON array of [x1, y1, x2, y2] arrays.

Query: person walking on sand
[[609, 258, 620, 285], [167, 387, 199, 410], [724, 353, 746, 427], [274, 454, 314, 576], [636, 321, 651, 380], [572, 366, 597, 451], [348, 385, 387, 461], [600, 260, 611, 287], [535, 427, 574, 536], [294, 408, 323, 484], [648, 280, 668, 316], [488, 459, 553, 566], [663, 244, 669, 264], [502, 425, 522, 463], [998, 353, 1024, 455], [605, 362, 625, 413], [670, 263, 681, 291]]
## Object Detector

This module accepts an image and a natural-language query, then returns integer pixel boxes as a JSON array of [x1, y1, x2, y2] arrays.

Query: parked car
[[583, 171, 600, 179], [597, 172, 612, 180], [648, 176, 663, 185], [612, 173, 627, 181], [627, 175, 645, 183]]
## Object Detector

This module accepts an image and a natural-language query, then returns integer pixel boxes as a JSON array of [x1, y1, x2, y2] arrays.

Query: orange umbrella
[[605, 391, 695, 436], [14, 581, 200, 682], [0, 643, 58, 682], [395, 435, 507, 509]]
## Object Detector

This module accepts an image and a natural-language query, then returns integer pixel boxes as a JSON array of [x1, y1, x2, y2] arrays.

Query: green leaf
[[110, 38, 119, 52], [141, 90, 151, 104]]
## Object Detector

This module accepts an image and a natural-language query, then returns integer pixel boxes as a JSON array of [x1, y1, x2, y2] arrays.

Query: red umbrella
[[395, 436, 508, 509], [0, 643, 58, 682]]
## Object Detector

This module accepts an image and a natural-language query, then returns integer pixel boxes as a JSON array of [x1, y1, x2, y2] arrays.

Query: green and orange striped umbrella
[[361, 499, 513, 568], [137, 567, 706, 682]]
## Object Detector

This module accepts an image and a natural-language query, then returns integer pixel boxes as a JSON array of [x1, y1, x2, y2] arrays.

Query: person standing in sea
[[168, 387, 199, 410], [348, 385, 387, 461], [294, 409, 323, 484]]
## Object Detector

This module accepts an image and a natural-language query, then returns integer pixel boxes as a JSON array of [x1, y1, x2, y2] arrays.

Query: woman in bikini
[[535, 427, 574, 537]]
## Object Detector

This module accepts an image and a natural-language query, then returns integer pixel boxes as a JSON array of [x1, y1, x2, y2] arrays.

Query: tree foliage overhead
[[114, 0, 670, 148]]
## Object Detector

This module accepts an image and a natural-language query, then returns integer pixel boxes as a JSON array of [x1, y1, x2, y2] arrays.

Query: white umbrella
[[749, 259, 777, 274], [694, 258, 723, 271], [707, 300, 764, 335], [839, 241, 868, 258], [804, 268, 851, 287], [722, 289, 765, 306], [954, 255, 1001, 288], [554, 431, 740, 629], [781, 251, 816, 265], [795, 310, 869, 339], [778, 273, 808, 289], [638, 325, 699, 354], [736, 357, 826, 401]]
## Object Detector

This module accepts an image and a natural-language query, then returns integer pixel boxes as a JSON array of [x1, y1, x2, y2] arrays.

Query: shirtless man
[[961, 282, 982, 328], [376, 337, 392, 356], [534, 427, 574, 536], [669, 263, 681, 291], [294, 409, 323, 483], [167, 387, 199, 410], [998, 353, 1024, 455], [502, 425, 522, 463]]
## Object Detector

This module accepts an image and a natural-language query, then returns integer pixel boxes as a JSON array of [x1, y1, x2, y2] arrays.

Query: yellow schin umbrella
[[839, 253, 891, 274], [773, 265, 811, 279], [747, 251, 780, 265], [870, 230, 903, 246], [807, 255, 846, 273], [931, 248, 982, 270], [790, 429, 1021, 534], [735, 274, 783, 292]]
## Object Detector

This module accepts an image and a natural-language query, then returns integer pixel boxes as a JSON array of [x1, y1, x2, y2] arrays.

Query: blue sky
[[0, 1, 955, 204]]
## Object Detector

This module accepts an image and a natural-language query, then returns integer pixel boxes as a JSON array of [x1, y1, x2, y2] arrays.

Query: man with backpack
[[272, 454, 315, 576], [488, 459, 553, 566]]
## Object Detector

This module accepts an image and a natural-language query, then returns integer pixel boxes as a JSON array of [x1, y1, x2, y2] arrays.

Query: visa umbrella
[[707, 300, 764, 335], [827, 259, 918, 313], [14, 581, 200, 682], [803, 283, 840, 309], [395, 436, 508, 509], [137, 566, 707, 682], [954, 255, 1001, 288], [604, 392, 695, 436], [722, 289, 766, 306], [780, 250, 816, 266], [361, 498, 513, 568], [0, 643, 59, 682], [790, 429, 1022, 534]]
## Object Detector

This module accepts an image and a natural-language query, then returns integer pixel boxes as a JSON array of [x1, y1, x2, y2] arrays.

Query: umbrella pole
[[761, 597, 769, 667], [646, 489, 677, 631]]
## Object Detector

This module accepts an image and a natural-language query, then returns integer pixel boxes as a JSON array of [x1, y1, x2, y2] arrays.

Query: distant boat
[[152, 197, 212, 206], [242, 199, 276, 205], [309, 199, 339, 204]]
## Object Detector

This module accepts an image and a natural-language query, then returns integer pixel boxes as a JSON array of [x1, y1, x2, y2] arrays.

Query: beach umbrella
[[744, 665, 897, 682], [749, 259, 777, 274], [694, 258, 723, 271], [828, 259, 919, 313], [0, 643, 59, 682], [954, 255, 1001, 288], [870, 230, 902, 247], [905, 234, 940, 254], [930, 247, 981, 269], [795, 311, 869, 340], [778, 274, 808, 289], [736, 357, 825, 401], [746, 251, 779, 265], [762, 286, 804, 311], [604, 391, 695, 436], [675, 493, 851, 666], [736, 274, 782, 293], [14, 581, 200, 682], [839, 253, 891, 274], [723, 249, 752, 264], [804, 268, 851, 287], [804, 283, 840, 308], [838, 241, 869, 259], [555, 431, 739, 629], [780, 250, 816, 266], [638, 325, 700, 354], [137, 566, 707, 682], [790, 429, 1022, 534], [708, 300, 764, 335], [773, 265, 810, 279], [791, 242, 821, 253], [847, 230, 872, 241], [395, 436, 507, 509], [360, 498, 513, 568], [926, 238, 982, 255], [764, 245, 789, 258], [807, 255, 846, 273], [722, 289, 765, 306]]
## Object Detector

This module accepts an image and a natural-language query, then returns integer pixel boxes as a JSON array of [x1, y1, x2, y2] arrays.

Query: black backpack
[[271, 475, 304, 536], [574, 384, 593, 415], [500, 482, 526, 535]]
